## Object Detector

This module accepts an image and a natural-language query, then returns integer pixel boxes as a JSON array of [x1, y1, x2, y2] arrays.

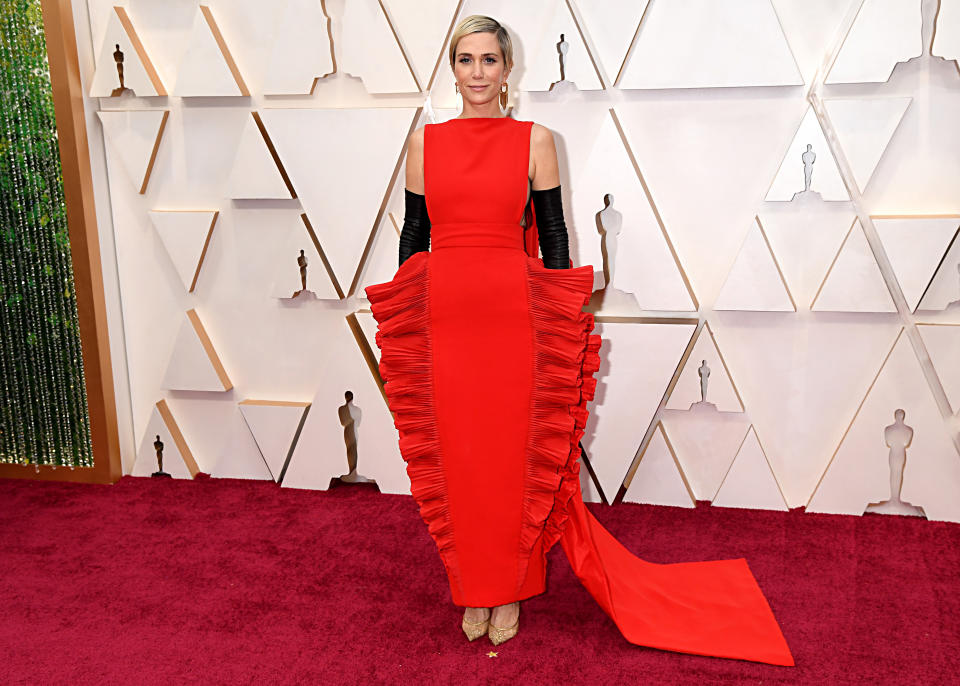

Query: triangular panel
[[283, 319, 409, 494], [825, 97, 912, 193], [89, 6, 166, 97], [666, 322, 744, 411], [239, 400, 311, 481], [874, 216, 960, 312], [173, 6, 249, 96], [712, 426, 789, 511], [714, 217, 796, 312], [575, 0, 649, 84], [226, 113, 295, 200], [826, 0, 921, 84], [148, 210, 218, 293], [760, 203, 857, 307], [382, 0, 459, 88], [661, 408, 752, 500], [811, 219, 896, 312], [765, 107, 848, 201], [261, 108, 416, 294], [132, 400, 200, 479], [619, 0, 802, 88], [270, 214, 341, 300], [161, 309, 232, 392], [770, 0, 859, 84], [808, 328, 960, 522], [615, 96, 803, 301], [623, 423, 695, 508], [583, 320, 697, 500], [97, 110, 168, 194], [583, 110, 694, 311]]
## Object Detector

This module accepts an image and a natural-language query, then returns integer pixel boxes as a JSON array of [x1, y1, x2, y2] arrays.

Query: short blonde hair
[[448, 15, 514, 71]]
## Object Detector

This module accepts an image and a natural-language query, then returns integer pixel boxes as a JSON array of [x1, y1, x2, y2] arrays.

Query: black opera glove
[[531, 185, 570, 269], [399, 188, 431, 267]]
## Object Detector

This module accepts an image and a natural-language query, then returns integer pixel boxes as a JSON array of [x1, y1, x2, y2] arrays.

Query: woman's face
[[453, 31, 510, 107]]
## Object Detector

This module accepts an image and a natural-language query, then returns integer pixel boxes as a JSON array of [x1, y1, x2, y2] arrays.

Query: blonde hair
[[448, 15, 514, 71]]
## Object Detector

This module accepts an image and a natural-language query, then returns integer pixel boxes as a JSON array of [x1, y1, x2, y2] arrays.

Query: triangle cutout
[[161, 309, 232, 392], [661, 408, 752, 500], [226, 113, 295, 199], [381, 0, 460, 89], [712, 426, 788, 511], [282, 319, 409, 494], [132, 400, 200, 478], [575, 0, 650, 84], [666, 322, 744, 411], [874, 216, 960, 312], [623, 423, 695, 508], [811, 218, 896, 312], [714, 217, 796, 311], [620, 0, 802, 88], [826, 0, 921, 83], [807, 328, 960, 522], [270, 214, 341, 300], [97, 110, 168, 194], [585, 110, 695, 311], [239, 400, 311, 481], [173, 6, 249, 96], [759, 204, 857, 307], [825, 97, 912, 193], [765, 106, 848, 201], [89, 6, 166, 97], [149, 210, 218, 292], [261, 108, 416, 294]]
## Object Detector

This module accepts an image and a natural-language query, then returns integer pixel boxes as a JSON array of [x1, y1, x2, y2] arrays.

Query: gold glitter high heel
[[488, 603, 519, 646], [461, 608, 491, 641], [487, 616, 519, 646]]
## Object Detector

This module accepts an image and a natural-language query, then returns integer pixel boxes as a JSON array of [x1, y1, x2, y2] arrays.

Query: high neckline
[[449, 116, 511, 121]]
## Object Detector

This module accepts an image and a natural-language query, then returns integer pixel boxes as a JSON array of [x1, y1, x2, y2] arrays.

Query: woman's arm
[[530, 124, 570, 269], [399, 127, 429, 266]]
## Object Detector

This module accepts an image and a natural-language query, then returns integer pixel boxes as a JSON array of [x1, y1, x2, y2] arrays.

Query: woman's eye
[[484, 57, 496, 64]]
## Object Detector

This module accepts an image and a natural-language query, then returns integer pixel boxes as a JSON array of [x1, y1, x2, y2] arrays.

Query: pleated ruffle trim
[[516, 257, 601, 593], [365, 251, 602, 600], [364, 252, 463, 595]]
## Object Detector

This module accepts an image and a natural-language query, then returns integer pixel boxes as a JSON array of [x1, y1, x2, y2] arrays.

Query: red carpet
[[1, 475, 957, 685]]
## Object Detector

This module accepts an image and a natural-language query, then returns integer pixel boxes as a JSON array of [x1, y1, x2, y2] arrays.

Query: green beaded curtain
[[0, 0, 93, 467]]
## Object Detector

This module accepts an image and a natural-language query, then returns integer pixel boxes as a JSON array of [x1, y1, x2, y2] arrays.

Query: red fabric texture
[[365, 116, 793, 666]]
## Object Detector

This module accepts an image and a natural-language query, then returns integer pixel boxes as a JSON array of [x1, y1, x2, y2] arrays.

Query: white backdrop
[[75, 0, 960, 522]]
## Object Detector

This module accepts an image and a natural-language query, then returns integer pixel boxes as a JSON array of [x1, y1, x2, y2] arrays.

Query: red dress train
[[365, 116, 794, 666]]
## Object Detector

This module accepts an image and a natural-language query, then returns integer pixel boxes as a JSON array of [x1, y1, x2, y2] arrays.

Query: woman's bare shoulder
[[529, 121, 556, 152], [405, 125, 426, 193], [407, 125, 425, 150]]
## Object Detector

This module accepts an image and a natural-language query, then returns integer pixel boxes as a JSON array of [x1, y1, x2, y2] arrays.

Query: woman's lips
[[468, 85, 487, 91]]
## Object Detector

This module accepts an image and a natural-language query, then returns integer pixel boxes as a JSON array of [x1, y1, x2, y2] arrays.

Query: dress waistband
[[431, 221, 524, 250]]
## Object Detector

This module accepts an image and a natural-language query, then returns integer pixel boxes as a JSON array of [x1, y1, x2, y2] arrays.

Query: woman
[[366, 15, 794, 665]]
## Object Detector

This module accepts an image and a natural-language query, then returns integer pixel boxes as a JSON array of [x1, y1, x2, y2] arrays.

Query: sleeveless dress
[[364, 116, 794, 667]]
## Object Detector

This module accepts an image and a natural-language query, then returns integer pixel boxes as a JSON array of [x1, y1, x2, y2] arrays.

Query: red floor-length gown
[[365, 115, 794, 667]]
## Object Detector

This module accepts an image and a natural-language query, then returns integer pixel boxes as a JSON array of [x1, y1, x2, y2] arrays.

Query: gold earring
[[499, 82, 508, 109], [455, 82, 460, 94]]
